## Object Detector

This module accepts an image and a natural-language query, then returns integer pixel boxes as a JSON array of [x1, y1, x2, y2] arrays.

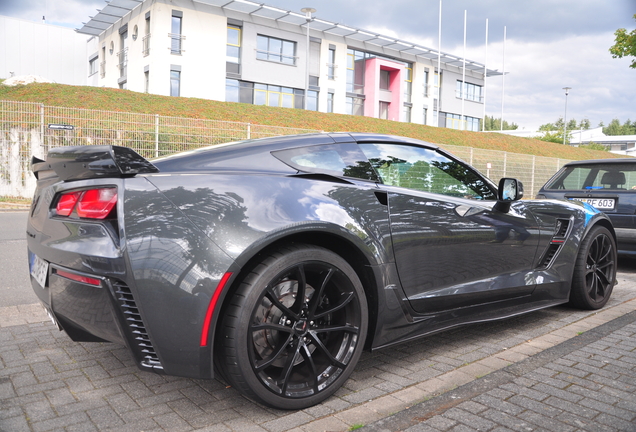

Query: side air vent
[[554, 219, 570, 238], [112, 280, 163, 370], [537, 218, 571, 269], [538, 244, 561, 268]]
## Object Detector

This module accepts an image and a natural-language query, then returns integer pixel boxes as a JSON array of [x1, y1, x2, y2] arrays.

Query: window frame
[[256, 35, 297, 65]]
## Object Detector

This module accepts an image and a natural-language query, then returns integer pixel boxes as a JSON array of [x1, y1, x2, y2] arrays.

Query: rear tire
[[218, 244, 368, 409], [569, 225, 616, 310]]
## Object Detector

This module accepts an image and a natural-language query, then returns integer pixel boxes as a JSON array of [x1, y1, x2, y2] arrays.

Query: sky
[[1, 0, 635, 131]]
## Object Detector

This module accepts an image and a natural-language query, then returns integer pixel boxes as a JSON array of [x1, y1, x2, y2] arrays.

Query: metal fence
[[1, 99, 569, 199]]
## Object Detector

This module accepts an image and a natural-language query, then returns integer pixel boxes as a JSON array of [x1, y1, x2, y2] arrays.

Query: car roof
[[563, 158, 636, 167]]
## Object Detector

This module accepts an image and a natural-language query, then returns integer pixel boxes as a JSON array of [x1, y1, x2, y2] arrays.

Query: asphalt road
[[0, 211, 38, 307]]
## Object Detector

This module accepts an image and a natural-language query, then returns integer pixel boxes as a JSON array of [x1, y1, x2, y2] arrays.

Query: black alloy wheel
[[570, 225, 616, 310], [219, 244, 368, 409]]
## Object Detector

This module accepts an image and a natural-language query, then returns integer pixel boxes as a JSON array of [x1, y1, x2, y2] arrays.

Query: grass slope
[[0, 82, 620, 161]]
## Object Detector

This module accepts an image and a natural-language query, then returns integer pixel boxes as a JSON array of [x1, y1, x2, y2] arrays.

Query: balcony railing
[[169, 33, 185, 55], [116, 48, 128, 78], [142, 33, 151, 56]]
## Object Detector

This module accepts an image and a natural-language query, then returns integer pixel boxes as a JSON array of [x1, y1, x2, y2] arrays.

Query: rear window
[[545, 163, 636, 191], [272, 143, 379, 182]]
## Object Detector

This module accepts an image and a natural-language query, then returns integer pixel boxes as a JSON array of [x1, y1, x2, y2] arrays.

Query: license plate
[[29, 252, 49, 288], [570, 197, 615, 210]]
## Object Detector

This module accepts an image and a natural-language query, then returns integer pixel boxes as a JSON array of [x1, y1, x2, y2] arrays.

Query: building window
[[89, 56, 98, 76], [379, 70, 390, 91], [423, 69, 429, 98], [256, 35, 296, 65], [170, 69, 180, 97], [403, 104, 412, 123], [144, 70, 149, 93], [347, 49, 367, 93], [254, 84, 295, 108], [100, 46, 106, 78], [327, 92, 334, 113], [346, 96, 364, 116], [307, 90, 318, 111], [379, 101, 389, 119], [327, 47, 336, 80], [143, 14, 151, 56], [456, 80, 482, 102], [170, 12, 184, 55], [423, 107, 428, 125], [118, 29, 128, 78], [404, 64, 412, 103], [443, 113, 481, 131], [227, 25, 241, 64]]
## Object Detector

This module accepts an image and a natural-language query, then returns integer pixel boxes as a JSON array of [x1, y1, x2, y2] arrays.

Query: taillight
[[56, 188, 117, 219], [56, 191, 82, 216]]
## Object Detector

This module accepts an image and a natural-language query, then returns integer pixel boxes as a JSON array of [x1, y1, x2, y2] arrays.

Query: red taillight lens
[[55, 269, 102, 286], [76, 188, 117, 219], [56, 188, 117, 219], [56, 191, 82, 216]]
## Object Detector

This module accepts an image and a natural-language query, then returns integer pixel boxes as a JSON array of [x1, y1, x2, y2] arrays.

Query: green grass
[[0, 82, 623, 161], [348, 424, 365, 431]]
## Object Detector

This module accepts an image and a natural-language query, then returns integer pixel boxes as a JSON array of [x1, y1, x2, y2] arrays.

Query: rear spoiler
[[31, 145, 159, 181]]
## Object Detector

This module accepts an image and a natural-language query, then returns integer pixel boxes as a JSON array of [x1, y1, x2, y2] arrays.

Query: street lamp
[[301, 7, 316, 110], [563, 87, 571, 145]]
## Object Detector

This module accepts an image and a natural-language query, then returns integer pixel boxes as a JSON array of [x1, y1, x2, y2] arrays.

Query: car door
[[359, 143, 540, 314]]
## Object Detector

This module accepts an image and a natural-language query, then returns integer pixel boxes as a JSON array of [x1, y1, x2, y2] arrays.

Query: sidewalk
[[362, 310, 636, 432], [1, 271, 635, 432]]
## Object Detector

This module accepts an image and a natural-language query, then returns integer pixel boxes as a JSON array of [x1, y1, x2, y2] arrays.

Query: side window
[[272, 143, 379, 182], [359, 143, 495, 200]]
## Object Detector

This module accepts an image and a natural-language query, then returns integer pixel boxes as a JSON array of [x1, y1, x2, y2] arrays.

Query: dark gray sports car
[[27, 133, 617, 409]]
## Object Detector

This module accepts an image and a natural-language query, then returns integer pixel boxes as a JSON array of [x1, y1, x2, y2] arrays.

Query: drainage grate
[[112, 280, 163, 370]]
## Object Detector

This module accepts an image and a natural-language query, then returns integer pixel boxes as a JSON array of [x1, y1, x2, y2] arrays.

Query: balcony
[[169, 33, 185, 55]]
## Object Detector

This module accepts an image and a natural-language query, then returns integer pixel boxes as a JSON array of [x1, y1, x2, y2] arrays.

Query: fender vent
[[554, 219, 570, 238], [538, 244, 561, 268], [538, 218, 571, 269], [112, 280, 163, 370]]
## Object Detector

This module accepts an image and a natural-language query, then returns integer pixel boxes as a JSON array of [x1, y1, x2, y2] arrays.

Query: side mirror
[[494, 178, 523, 212]]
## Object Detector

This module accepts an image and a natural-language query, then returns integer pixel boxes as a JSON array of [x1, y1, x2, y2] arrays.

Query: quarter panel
[[122, 177, 236, 378]]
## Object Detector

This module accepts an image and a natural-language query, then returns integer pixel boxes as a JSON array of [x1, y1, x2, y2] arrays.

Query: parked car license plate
[[29, 252, 49, 288], [570, 197, 615, 210]]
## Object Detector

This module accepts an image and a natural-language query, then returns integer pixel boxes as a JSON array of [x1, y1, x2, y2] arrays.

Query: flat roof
[[78, 0, 502, 76]]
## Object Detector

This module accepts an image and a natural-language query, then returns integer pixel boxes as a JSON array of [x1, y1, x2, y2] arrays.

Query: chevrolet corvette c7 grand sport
[[27, 133, 617, 409]]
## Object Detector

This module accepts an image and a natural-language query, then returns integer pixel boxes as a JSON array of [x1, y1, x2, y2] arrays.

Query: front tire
[[219, 244, 368, 409], [570, 225, 616, 310]]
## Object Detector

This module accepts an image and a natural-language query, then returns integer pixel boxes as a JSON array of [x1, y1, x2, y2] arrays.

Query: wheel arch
[[212, 229, 381, 358]]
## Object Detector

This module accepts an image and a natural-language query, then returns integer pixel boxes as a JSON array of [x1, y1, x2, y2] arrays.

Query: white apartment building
[[61, 0, 498, 130]]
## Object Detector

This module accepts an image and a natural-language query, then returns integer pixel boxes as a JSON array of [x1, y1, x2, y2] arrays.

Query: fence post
[[155, 114, 159, 158], [469, 147, 473, 165], [40, 104, 45, 153], [531, 155, 536, 198], [247, 123, 251, 140]]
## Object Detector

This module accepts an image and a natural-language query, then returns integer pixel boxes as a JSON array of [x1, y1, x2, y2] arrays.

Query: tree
[[536, 117, 588, 144], [609, 14, 636, 69], [483, 115, 518, 131], [603, 118, 636, 135]]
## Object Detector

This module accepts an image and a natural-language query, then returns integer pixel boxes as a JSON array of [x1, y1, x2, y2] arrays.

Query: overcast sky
[[1, 0, 635, 130]]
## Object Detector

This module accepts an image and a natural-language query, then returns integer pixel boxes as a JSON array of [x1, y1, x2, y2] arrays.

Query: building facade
[[78, 0, 493, 130], [0, 16, 90, 86]]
